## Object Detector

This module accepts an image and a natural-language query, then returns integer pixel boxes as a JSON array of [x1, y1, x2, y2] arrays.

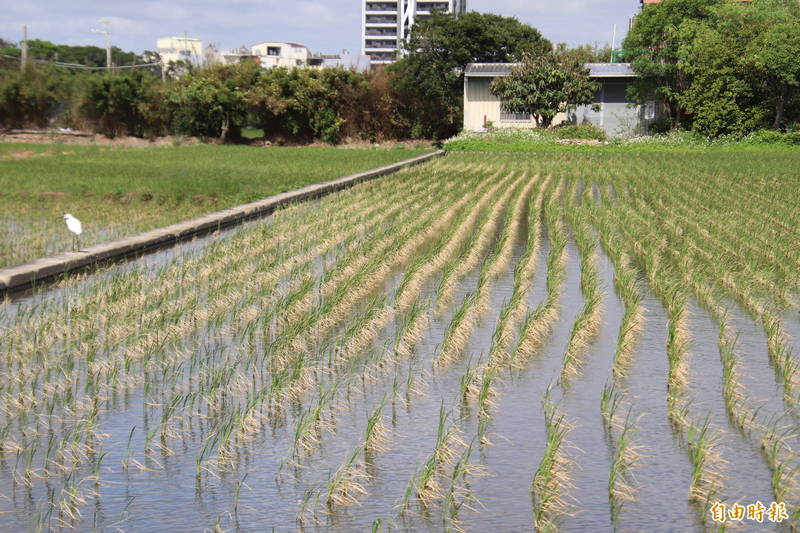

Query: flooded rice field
[[0, 152, 799, 532]]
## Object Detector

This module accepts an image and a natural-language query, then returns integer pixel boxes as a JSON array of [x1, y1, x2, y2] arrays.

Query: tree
[[555, 43, 613, 64], [167, 62, 260, 140], [490, 52, 599, 128], [389, 11, 551, 138], [79, 71, 159, 137], [746, 0, 800, 128], [623, 0, 724, 129], [0, 63, 63, 128]]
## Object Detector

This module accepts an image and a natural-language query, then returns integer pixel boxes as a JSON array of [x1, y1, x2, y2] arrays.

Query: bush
[[744, 129, 800, 145], [0, 65, 62, 128], [551, 123, 606, 140], [78, 72, 157, 137]]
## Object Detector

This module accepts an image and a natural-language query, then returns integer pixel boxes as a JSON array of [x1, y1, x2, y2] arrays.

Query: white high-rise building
[[362, 1, 467, 65]]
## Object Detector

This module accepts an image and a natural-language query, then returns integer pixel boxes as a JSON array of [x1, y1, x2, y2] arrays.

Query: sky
[[2, 1, 639, 56]]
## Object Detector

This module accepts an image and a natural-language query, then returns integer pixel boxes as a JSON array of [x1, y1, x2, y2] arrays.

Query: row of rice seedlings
[[261, 183, 468, 377], [607, 410, 645, 523], [436, 174, 532, 367], [686, 416, 726, 512], [683, 173, 800, 296], [269, 176, 489, 401], [399, 404, 477, 528], [273, 168, 482, 356], [559, 195, 604, 382], [323, 401, 392, 509], [268, 167, 470, 339], [660, 175, 796, 307], [593, 185, 731, 515], [327, 168, 516, 374], [393, 168, 509, 313], [532, 386, 576, 532], [391, 171, 523, 371], [598, 196, 692, 429], [588, 200, 644, 380], [683, 267, 800, 521], [599, 379, 646, 523], [462, 177, 554, 446], [434, 171, 526, 312], [760, 421, 800, 523], [624, 178, 800, 408], [630, 175, 797, 379], [509, 179, 568, 367], [190, 170, 488, 471], [272, 164, 474, 339]]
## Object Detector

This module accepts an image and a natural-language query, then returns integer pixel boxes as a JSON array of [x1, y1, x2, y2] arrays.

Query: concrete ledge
[[0, 150, 444, 295]]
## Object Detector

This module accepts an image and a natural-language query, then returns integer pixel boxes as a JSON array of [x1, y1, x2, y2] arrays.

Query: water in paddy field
[[615, 287, 700, 532], [3, 198, 800, 531], [557, 250, 621, 532], [683, 302, 780, 532], [465, 237, 584, 531]]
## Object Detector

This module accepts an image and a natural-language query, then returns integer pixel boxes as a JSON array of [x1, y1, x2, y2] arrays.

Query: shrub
[[0, 64, 62, 128], [551, 123, 606, 141], [78, 72, 156, 137]]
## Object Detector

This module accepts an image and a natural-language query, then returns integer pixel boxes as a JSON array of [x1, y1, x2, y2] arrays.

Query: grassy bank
[[444, 128, 800, 153], [0, 144, 432, 267]]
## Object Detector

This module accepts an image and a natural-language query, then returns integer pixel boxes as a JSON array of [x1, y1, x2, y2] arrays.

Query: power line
[[0, 53, 160, 70]]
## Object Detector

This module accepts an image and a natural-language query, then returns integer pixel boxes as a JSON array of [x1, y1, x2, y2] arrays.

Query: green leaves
[[489, 52, 598, 129], [625, 0, 800, 135]]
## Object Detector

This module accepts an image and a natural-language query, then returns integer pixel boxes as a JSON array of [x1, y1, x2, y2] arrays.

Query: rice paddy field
[[0, 149, 799, 532], [0, 144, 431, 268]]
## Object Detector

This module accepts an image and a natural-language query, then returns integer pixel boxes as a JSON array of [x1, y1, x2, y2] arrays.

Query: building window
[[267, 47, 281, 56], [500, 109, 531, 122]]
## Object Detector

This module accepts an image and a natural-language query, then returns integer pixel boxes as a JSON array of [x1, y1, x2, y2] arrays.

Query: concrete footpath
[[0, 150, 444, 295]]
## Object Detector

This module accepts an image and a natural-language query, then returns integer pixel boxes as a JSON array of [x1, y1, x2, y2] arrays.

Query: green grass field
[[0, 143, 432, 267]]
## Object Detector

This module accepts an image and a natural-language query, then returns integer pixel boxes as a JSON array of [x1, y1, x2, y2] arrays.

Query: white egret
[[62, 213, 82, 251]]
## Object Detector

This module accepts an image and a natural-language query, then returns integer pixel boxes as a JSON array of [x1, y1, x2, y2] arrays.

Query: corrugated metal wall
[[464, 78, 502, 131], [568, 79, 649, 137]]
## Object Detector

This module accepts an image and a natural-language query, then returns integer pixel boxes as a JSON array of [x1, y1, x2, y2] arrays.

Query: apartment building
[[157, 37, 204, 67], [251, 42, 311, 68], [362, 0, 467, 65]]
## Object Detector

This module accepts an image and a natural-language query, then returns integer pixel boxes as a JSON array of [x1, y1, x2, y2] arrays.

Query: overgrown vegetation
[[625, 0, 800, 136]]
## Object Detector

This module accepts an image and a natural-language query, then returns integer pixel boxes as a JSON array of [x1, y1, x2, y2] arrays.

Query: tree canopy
[[0, 39, 145, 67], [389, 11, 551, 139], [624, 0, 800, 135], [490, 52, 599, 128]]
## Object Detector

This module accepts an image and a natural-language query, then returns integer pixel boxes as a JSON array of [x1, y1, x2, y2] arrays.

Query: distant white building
[[362, 0, 468, 65], [157, 37, 204, 67], [251, 42, 311, 68], [158, 37, 372, 73]]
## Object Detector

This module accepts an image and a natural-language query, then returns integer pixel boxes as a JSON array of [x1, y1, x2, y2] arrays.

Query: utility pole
[[20, 25, 28, 71], [610, 24, 617, 63], [91, 20, 112, 71]]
